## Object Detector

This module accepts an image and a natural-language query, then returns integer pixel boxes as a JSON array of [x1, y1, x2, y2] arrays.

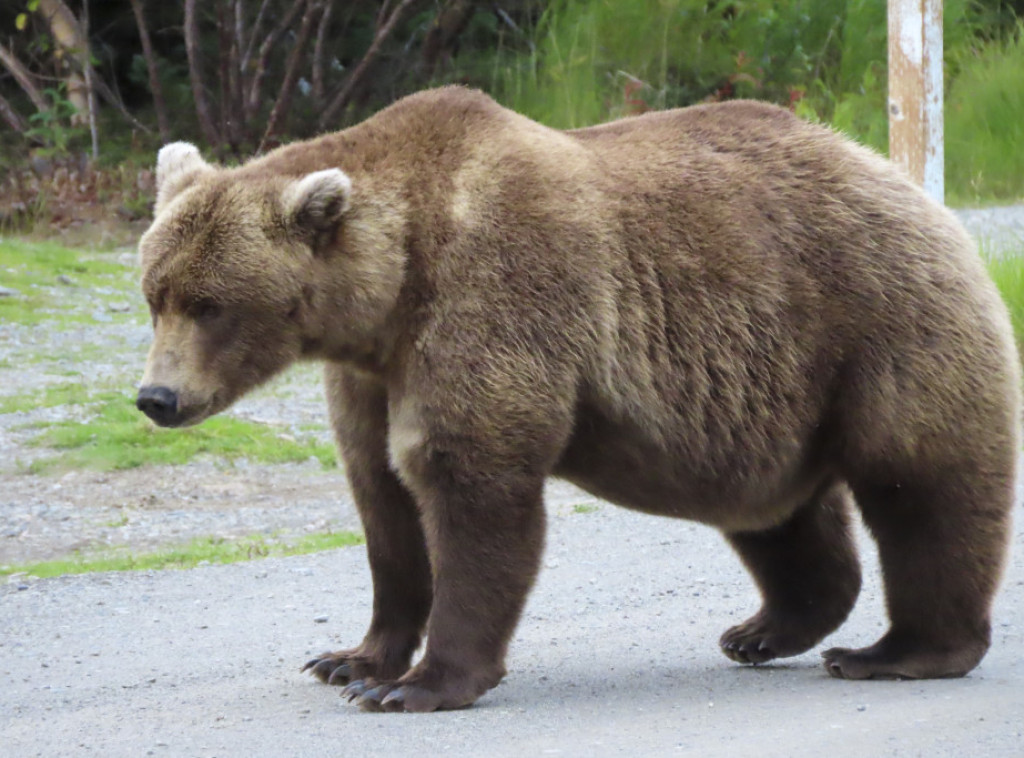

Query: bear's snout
[[136, 386, 180, 426]]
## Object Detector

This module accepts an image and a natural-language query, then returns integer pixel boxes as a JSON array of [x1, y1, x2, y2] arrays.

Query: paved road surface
[[3, 480, 1022, 757]]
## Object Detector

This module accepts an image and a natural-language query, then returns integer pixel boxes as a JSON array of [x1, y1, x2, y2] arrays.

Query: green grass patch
[[0, 531, 364, 578], [22, 390, 337, 472], [0, 381, 96, 414], [985, 253, 1024, 353], [1, 385, 337, 472], [572, 503, 598, 514], [947, 23, 1024, 205], [0, 238, 138, 325]]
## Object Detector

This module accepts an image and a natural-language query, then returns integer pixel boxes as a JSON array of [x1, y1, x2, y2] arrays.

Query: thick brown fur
[[137, 87, 1021, 712]]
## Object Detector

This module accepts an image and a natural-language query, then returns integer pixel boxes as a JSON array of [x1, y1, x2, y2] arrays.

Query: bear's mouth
[[169, 393, 222, 427]]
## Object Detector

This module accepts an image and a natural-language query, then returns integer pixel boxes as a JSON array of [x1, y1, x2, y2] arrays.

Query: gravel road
[[2, 487, 1023, 757], [1, 206, 1023, 756]]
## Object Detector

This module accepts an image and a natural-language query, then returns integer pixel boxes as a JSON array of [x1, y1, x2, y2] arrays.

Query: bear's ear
[[284, 169, 352, 233], [155, 142, 213, 213]]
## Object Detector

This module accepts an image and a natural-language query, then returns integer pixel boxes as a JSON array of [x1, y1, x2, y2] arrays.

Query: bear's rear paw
[[720, 610, 824, 664], [302, 643, 413, 686], [822, 631, 987, 680]]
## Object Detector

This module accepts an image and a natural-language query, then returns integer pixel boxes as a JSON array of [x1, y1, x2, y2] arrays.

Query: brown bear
[[136, 86, 1020, 713]]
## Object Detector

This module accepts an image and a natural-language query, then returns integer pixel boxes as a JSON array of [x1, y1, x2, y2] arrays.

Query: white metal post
[[888, 0, 944, 204]]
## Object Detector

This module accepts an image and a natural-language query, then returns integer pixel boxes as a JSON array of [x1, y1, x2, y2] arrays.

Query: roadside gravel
[[955, 204, 1024, 255]]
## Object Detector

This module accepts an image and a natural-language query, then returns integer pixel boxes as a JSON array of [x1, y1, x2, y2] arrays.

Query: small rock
[[56, 275, 76, 286], [108, 302, 131, 313], [0, 286, 20, 298], [313, 615, 329, 623], [17, 584, 29, 591]]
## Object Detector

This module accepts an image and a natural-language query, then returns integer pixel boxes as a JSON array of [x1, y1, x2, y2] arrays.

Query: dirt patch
[[0, 460, 358, 565]]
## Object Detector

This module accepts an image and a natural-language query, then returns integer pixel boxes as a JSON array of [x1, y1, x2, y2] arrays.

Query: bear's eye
[[189, 299, 221, 323]]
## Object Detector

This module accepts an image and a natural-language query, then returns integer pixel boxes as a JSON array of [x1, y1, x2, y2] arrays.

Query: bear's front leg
[[343, 420, 552, 712], [303, 367, 432, 687]]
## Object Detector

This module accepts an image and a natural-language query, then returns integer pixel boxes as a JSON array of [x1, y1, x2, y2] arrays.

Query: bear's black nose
[[136, 386, 179, 426]]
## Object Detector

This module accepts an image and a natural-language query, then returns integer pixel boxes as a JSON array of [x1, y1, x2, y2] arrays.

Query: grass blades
[[986, 252, 1024, 353], [21, 390, 336, 473], [0, 238, 140, 326], [0, 531, 364, 579], [947, 23, 1024, 205]]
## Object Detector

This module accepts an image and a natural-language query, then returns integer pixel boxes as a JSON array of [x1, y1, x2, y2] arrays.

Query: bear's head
[[136, 142, 404, 427]]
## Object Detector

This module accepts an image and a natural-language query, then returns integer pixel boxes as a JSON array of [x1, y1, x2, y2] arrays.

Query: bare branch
[[0, 91, 28, 133], [311, 0, 335, 107], [90, 70, 152, 133], [246, 0, 307, 119], [129, 0, 171, 141], [229, 0, 246, 147], [0, 42, 48, 112], [422, 0, 476, 74], [376, 0, 394, 30], [184, 0, 221, 147], [318, 0, 421, 130], [81, 0, 98, 160], [259, 0, 321, 152], [241, 0, 273, 73], [216, 1, 233, 146]]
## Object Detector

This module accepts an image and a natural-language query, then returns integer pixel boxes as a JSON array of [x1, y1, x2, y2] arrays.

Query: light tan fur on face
[[139, 311, 222, 425]]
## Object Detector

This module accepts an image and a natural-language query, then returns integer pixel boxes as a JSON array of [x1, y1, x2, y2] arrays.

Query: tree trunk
[[129, 0, 170, 142], [184, 0, 221, 148], [36, 0, 90, 125]]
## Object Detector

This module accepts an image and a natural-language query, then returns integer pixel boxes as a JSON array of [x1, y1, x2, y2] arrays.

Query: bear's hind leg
[[721, 481, 861, 665], [823, 466, 1013, 679]]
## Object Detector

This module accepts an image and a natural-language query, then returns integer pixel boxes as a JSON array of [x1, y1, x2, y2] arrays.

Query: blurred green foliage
[[1, 1, 1022, 204]]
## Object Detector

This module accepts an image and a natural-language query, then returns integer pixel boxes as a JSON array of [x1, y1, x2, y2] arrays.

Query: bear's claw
[[302, 653, 354, 685], [327, 663, 352, 685], [341, 679, 372, 702], [721, 637, 775, 665]]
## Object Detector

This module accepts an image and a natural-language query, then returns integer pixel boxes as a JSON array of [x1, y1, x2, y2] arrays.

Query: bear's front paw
[[720, 610, 823, 664], [302, 642, 413, 687], [302, 650, 361, 685], [339, 679, 439, 713], [339, 661, 505, 713]]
